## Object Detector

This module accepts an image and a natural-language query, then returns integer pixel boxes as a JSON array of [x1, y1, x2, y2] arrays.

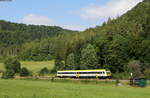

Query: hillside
[[19, 0, 150, 63], [90, 0, 150, 72], [0, 20, 75, 58], [50, 0, 150, 77], [93, 0, 150, 38]]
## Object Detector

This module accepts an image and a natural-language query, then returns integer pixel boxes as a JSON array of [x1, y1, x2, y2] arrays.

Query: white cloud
[[60, 25, 86, 31], [20, 14, 55, 25], [80, 0, 143, 20], [20, 14, 86, 31]]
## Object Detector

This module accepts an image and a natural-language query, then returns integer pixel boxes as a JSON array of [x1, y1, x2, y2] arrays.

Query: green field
[[0, 79, 149, 98], [0, 61, 54, 73]]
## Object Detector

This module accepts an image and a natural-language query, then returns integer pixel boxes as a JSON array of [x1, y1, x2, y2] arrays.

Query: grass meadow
[[0, 61, 54, 73], [0, 60, 149, 98], [0, 79, 149, 98]]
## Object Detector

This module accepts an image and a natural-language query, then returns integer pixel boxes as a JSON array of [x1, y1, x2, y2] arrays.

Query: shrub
[[115, 79, 120, 86], [0, 70, 4, 73], [4, 58, 21, 73], [144, 69, 150, 79], [112, 72, 130, 79], [39, 67, 49, 75], [127, 60, 142, 78], [2, 69, 15, 79], [20, 67, 30, 77]]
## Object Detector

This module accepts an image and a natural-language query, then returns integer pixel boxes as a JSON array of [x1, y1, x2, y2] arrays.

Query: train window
[[98, 72, 104, 74], [78, 72, 97, 74], [99, 72, 102, 74], [58, 72, 76, 74], [67, 72, 76, 74], [107, 71, 110, 74], [79, 72, 88, 74], [82, 72, 85, 74], [89, 72, 97, 74]]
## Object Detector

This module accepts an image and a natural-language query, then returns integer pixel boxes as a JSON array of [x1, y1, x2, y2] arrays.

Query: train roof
[[57, 69, 109, 72]]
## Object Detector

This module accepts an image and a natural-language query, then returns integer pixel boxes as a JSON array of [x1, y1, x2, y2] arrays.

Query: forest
[[0, 0, 150, 78], [0, 20, 75, 59]]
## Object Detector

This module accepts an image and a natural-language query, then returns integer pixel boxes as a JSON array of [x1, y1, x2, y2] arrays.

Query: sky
[[0, 0, 143, 31]]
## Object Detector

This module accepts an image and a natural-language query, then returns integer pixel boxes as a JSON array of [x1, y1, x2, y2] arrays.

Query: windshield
[[106, 71, 111, 74]]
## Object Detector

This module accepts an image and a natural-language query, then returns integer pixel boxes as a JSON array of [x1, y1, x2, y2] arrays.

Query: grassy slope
[[0, 79, 149, 98], [0, 61, 54, 73]]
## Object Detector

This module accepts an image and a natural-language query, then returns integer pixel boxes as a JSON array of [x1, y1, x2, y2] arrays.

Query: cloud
[[80, 0, 143, 20], [60, 25, 86, 31], [20, 14, 55, 25], [20, 14, 86, 31]]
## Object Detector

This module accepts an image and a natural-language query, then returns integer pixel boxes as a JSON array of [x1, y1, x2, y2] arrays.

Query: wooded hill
[[52, 0, 150, 78], [0, 20, 75, 59], [1, 0, 150, 78]]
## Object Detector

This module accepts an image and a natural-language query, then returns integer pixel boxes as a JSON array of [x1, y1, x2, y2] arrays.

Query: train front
[[106, 70, 111, 78]]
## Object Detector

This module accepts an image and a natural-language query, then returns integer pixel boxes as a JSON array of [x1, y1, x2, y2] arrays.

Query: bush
[[112, 72, 130, 79], [127, 60, 142, 78], [115, 79, 120, 86], [39, 67, 49, 75], [144, 69, 150, 79], [20, 67, 30, 77], [4, 58, 21, 73], [2, 69, 15, 79], [0, 70, 4, 73]]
